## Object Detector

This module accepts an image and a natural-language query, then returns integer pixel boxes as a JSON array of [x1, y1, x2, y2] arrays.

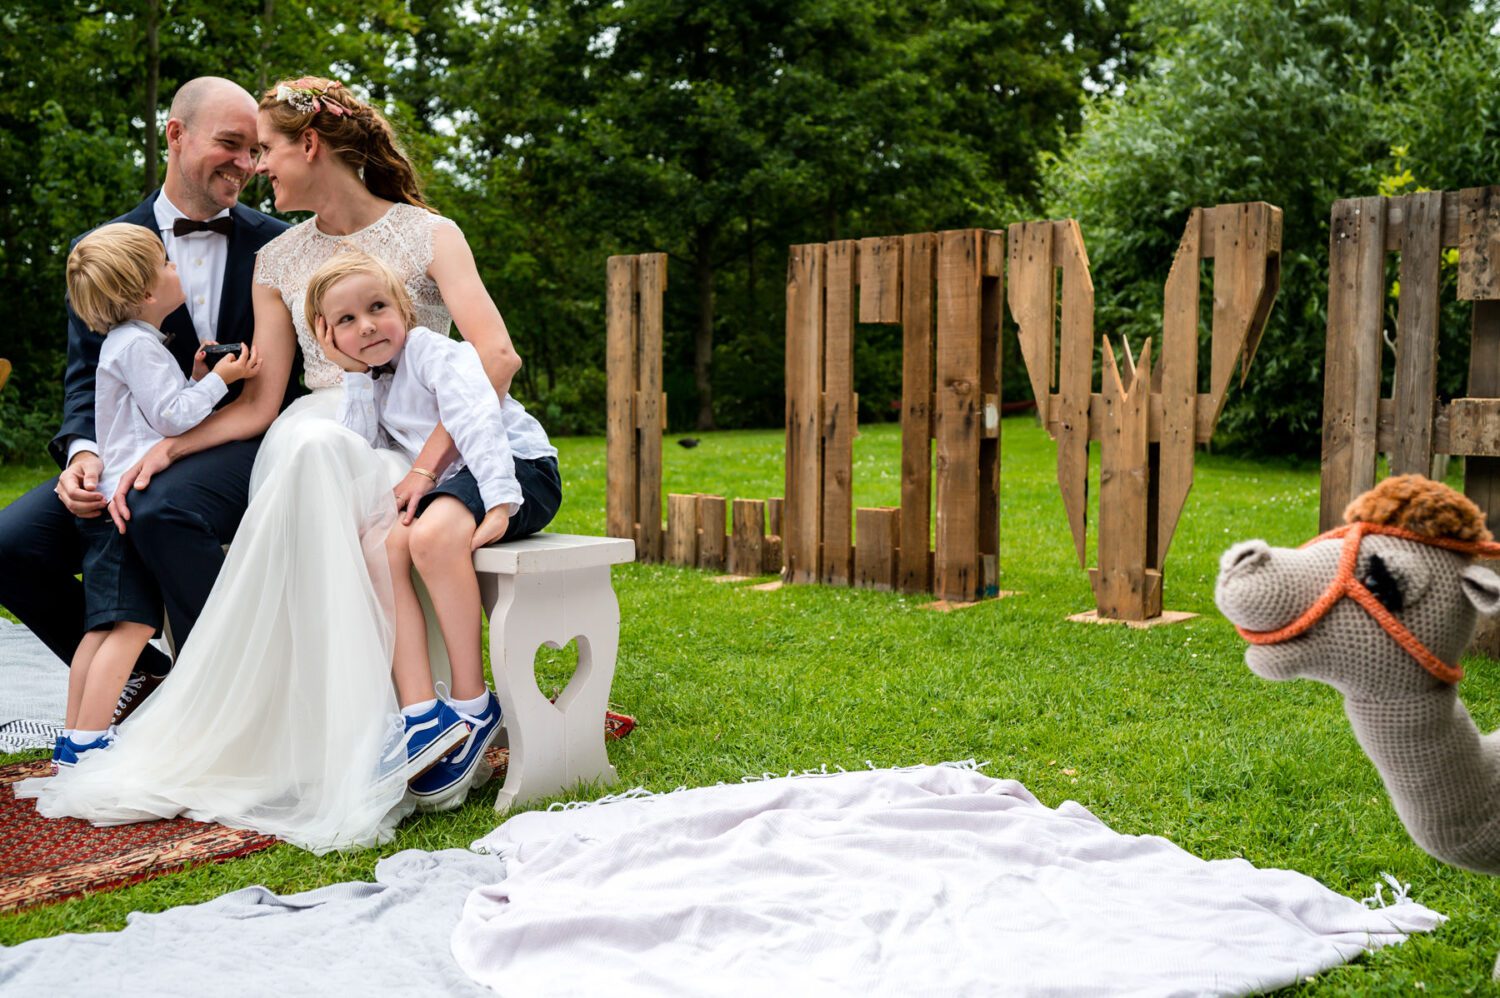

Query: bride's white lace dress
[[18, 204, 462, 853]]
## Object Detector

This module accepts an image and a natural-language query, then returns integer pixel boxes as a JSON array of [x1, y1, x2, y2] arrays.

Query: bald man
[[0, 77, 298, 719]]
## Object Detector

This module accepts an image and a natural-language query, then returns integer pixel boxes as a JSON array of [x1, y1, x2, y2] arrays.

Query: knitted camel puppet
[[1215, 475, 1500, 875]]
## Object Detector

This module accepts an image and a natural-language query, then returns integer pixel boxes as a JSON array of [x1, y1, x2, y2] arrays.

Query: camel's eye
[[1361, 554, 1405, 613]]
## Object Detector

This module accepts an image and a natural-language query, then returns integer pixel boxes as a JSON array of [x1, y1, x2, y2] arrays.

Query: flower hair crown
[[274, 78, 348, 117]]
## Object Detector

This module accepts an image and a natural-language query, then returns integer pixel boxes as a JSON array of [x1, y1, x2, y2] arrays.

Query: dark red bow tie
[[172, 217, 234, 237]]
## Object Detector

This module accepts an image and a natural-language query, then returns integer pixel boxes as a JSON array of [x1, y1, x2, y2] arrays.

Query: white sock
[[401, 698, 437, 718], [73, 729, 107, 744], [451, 691, 491, 717]]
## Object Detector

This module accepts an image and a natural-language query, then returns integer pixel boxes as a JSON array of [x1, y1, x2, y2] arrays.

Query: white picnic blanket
[[0, 619, 67, 752], [454, 764, 1445, 997]]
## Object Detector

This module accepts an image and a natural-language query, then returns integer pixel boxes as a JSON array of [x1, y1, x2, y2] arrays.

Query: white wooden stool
[[473, 533, 635, 812]]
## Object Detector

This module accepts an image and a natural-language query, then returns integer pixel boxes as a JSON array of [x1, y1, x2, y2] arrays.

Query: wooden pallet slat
[[1006, 221, 1056, 427], [785, 244, 825, 584], [1055, 220, 1094, 568], [1318, 197, 1387, 530], [1207, 202, 1277, 421], [898, 232, 936, 594], [979, 230, 1004, 595], [1094, 338, 1154, 619], [1460, 188, 1500, 531], [1466, 301, 1500, 530], [729, 498, 766, 577], [858, 236, 903, 323], [854, 507, 901, 591], [1459, 186, 1500, 302], [1391, 191, 1445, 476], [605, 256, 638, 542], [666, 493, 697, 566], [635, 253, 667, 561], [1156, 209, 1201, 566], [933, 229, 984, 603], [697, 495, 727, 570], [821, 240, 858, 586]]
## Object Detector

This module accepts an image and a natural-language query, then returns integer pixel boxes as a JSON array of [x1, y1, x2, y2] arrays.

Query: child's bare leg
[[76, 622, 154, 731], [388, 521, 436, 708], [67, 631, 107, 730], [410, 497, 486, 702]]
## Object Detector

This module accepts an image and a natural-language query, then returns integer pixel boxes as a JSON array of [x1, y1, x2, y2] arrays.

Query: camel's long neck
[[1346, 690, 1500, 875]]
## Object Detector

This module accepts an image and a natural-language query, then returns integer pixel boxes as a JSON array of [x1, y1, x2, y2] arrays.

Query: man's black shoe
[[112, 670, 167, 725]]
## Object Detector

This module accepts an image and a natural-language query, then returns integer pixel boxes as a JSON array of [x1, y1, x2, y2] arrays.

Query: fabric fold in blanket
[[454, 764, 1445, 997], [0, 850, 500, 997]]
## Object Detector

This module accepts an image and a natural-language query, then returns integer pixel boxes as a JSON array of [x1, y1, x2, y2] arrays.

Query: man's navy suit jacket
[[50, 191, 302, 468]]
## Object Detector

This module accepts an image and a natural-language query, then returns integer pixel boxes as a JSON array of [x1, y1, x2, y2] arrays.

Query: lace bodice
[[253, 203, 458, 390]]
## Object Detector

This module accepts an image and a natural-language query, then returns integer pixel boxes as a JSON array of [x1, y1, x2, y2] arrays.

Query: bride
[[17, 77, 522, 853]]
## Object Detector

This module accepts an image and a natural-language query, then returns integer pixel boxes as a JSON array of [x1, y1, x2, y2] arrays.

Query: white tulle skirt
[[16, 388, 426, 853]]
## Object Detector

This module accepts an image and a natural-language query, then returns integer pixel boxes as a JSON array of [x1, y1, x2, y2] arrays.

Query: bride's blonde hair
[[304, 250, 417, 333], [260, 76, 433, 212]]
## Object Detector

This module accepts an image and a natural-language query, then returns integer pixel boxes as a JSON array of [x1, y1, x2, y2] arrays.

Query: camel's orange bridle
[[1234, 522, 1500, 685]]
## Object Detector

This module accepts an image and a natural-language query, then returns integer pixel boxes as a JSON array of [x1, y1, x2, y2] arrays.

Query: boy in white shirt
[[57, 223, 260, 767], [308, 251, 561, 811]]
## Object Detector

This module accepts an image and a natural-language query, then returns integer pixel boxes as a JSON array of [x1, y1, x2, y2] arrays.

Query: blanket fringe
[[1361, 872, 1420, 910], [539, 759, 989, 814], [475, 763, 988, 852]]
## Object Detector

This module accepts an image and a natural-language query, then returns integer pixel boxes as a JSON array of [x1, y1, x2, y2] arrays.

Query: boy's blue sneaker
[[389, 699, 470, 782], [55, 730, 116, 769], [50, 735, 65, 774], [410, 692, 504, 812]]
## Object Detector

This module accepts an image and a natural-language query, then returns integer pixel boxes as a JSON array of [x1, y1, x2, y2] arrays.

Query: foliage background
[[2, 0, 1499, 462]]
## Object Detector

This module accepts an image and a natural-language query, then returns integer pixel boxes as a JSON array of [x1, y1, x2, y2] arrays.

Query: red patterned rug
[[0, 709, 636, 913]]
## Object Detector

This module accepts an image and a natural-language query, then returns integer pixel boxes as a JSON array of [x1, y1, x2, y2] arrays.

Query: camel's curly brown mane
[[1343, 474, 1493, 543]]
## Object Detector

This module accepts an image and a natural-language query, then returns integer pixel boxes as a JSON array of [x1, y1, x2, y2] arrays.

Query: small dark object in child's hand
[[201, 343, 244, 370]]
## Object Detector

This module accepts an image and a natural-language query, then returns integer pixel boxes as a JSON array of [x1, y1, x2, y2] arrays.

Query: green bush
[[519, 366, 608, 437], [0, 374, 61, 466]]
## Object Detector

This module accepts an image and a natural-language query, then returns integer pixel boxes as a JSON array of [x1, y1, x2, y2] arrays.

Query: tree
[[0, 0, 424, 460], [1040, 0, 1490, 457], [445, 0, 1134, 429]]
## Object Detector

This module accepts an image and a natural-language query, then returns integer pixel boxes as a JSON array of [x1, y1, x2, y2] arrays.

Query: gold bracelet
[[411, 467, 437, 483]]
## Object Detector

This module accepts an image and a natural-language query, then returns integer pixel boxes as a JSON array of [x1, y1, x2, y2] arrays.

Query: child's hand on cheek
[[472, 505, 511, 550], [314, 315, 369, 374]]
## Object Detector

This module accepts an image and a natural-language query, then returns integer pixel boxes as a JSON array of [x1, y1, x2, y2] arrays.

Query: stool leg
[[484, 567, 620, 812], [556, 569, 620, 789]]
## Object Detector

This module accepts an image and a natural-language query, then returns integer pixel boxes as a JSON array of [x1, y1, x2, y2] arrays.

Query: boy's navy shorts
[[76, 515, 163, 632], [414, 455, 562, 541]]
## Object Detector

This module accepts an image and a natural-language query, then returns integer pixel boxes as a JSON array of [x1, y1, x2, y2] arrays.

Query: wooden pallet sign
[[785, 230, 1005, 602], [1008, 203, 1283, 621], [1320, 187, 1500, 536], [604, 253, 667, 561]]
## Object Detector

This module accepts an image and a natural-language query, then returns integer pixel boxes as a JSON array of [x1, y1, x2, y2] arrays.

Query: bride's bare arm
[[392, 222, 525, 525], [111, 285, 295, 525], [428, 223, 522, 395]]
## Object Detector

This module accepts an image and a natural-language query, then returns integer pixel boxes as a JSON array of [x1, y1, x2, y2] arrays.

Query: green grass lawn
[[3, 420, 1499, 992]]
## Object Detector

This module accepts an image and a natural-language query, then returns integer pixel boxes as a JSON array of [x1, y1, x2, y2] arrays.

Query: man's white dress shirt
[[337, 327, 556, 514], [68, 193, 232, 465], [153, 192, 230, 347], [94, 320, 228, 499]]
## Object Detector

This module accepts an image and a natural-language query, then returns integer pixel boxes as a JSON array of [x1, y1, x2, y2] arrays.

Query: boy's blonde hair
[[303, 249, 417, 333], [66, 224, 166, 333]]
